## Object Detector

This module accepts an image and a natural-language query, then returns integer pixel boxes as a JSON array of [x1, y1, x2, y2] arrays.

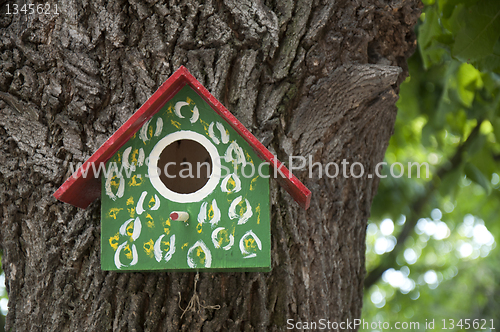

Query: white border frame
[[148, 130, 221, 203]]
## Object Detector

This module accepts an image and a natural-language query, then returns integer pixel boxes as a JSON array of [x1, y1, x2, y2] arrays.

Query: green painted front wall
[[101, 85, 271, 271]]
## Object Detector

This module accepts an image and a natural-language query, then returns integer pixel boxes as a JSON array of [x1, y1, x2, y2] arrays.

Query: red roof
[[53, 66, 311, 209]]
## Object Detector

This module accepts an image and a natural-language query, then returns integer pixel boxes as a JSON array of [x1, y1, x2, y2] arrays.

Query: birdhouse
[[54, 66, 310, 272]]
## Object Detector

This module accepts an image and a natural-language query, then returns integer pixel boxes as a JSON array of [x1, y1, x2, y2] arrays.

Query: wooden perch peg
[[170, 211, 189, 222]]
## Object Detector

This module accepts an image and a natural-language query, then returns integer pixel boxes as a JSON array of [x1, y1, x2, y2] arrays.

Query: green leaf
[[473, 39, 500, 73], [419, 7, 441, 49], [475, 54, 500, 74], [456, 63, 482, 107], [464, 162, 492, 194], [451, 0, 500, 62], [440, 0, 480, 22], [441, 3, 457, 20], [435, 33, 454, 46], [419, 7, 450, 68]]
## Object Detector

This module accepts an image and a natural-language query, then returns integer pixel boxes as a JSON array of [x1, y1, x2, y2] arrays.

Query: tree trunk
[[0, 0, 419, 330]]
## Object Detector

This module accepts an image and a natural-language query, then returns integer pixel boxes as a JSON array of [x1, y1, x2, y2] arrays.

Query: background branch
[[364, 119, 484, 290]]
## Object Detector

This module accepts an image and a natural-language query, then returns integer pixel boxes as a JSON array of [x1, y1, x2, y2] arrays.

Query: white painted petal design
[[224, 141, 246, 165], [221, 173, 242, 193], [154, 234, 165, 262], [216, 122, 229, 144], [229, 196, 253, 225], [105, 172, 125, 200], [228, 196, 241, 220], [198, 201, 208, 223], [123, 147, 144, 170], [155, 118, 163, 136], [114, 242, 139, 268], [209, 122, 230, 145], [187, 240, 212, 268], [208, 122, 220, 145], [150, 194, 160, 211], [164, 235, 176, 262], [136, 191, 148, 215], [174, 101, 189, 119], [210, 199, 220, 226], [105, 174, 116, 200], [137, 148, 145, 166], [140, 119, 152, 142], [197, 200, 220, 225], [131, 217, 142, 241], [211, 227, 224, 248], [116, 176, 125, 198], [211, 227, 234, 250], [190, 106, 199, 123], [114, 241, 128, 269], [122, 147, 133, 170], [118, 217, 142, 241], [119, 218, 135, 236], [239, 230, 262, 258]]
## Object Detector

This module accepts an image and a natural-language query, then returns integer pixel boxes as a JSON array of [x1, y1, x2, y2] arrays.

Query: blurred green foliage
[[363, 0, 500, 329]]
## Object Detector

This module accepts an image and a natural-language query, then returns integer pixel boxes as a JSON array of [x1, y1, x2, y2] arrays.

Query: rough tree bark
[[0, 0, 419, 330]]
